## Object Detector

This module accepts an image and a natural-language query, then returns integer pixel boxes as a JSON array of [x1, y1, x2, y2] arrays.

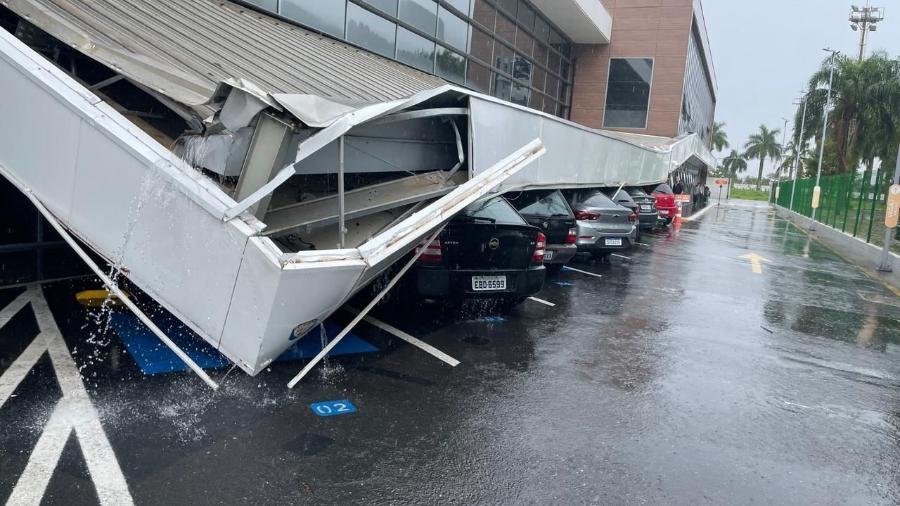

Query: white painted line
[[528, 296, 556, 307], [636, 242, 650, 246], [351, 310, 459, 367], [610, 253, 631, 260], [0, 289, 31, 328], [2, 286, 134, 505], [681, 204, 717, 222], [562, 266, 603, 278]]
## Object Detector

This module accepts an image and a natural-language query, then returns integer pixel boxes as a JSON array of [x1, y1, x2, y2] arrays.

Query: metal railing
[[774, 169, 900, 254]]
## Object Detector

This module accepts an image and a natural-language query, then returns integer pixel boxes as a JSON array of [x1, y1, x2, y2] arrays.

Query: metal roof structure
[[2, 0, 445, 107]]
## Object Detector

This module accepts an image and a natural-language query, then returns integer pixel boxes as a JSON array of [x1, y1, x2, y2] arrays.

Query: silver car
[[565, 189, 638, 259]]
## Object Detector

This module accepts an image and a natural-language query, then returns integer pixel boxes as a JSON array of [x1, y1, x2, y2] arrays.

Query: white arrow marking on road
[[739, 252, 771, 274]]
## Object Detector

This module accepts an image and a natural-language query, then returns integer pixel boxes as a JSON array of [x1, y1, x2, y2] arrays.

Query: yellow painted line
[[738, 252, 770, 274]]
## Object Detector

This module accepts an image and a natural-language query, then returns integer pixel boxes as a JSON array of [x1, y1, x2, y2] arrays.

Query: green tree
[[721, 149, 747, 198], [711, 121, 729, 152], [744, 125, 782, 191]]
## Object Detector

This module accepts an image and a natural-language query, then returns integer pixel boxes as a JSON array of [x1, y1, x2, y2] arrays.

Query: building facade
[[239, 0, 714, 145]]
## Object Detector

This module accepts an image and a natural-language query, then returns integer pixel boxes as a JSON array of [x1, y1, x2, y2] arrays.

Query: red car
[[651, 183, 677, 224]]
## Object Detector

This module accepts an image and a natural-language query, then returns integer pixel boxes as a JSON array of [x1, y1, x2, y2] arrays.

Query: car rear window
[[580, 191, 616, 207], [653, 183, 673, 194], [462, 197, 527, 225], [508, 190, 570, 217], [627, 188, 648, 197]]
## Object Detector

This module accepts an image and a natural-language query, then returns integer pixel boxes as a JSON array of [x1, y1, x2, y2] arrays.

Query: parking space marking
[[527, 296, 556, 307], [681, 204, 716, 222], [611, 253, 631, 260], [1, 285, 134, 505], [562, 266, 603, 278], [0, 290, 30, 328]]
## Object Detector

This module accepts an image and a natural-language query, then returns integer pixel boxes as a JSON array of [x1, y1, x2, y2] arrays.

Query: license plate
[[472, 275, 507, 291], [658, 209, 668, 216], [543, 251, 554, 261], [640, 204, 651, 211], [604, 238, 623, 246]]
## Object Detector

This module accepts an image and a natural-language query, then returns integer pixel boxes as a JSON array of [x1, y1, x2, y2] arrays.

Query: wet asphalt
[[2, 200, 900, 505]]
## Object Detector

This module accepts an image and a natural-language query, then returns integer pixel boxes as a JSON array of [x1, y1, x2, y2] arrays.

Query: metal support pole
[[288, 225, 445, 388], [21, 189, 219, 390], [789, 96, 809, 211], [877, 144, 900, 271], [811, 50, 838, 231], [338, 135, 346, 248]]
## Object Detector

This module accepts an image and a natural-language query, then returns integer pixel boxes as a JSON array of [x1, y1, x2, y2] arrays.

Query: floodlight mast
[[849, 3, 885, 61]]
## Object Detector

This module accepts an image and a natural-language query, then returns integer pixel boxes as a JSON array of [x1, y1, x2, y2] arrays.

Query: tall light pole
[[850, 4, 884, 61], [810, 48, 839, 231], [773, 117, 789, 202], [789, 92, 809, 211]]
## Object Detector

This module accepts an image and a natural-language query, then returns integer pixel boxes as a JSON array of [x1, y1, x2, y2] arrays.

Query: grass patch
[[729, 188, 770, 201]]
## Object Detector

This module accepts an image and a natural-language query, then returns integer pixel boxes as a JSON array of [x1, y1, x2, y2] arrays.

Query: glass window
[[462, 197, 526, 224], [445, 0, 470, 14], [532, 42, 548, 66], [547, 51, 560, 76], [494, 41, 514, 74], [497, 0, 517, 17], [542, 98, 558, 116], [511, 190, 570, 216], [495, 12, 516, 44], [471, 0, 495, 29], [516, 1, 535, 30], [515, 27, 533, 56], [493, 75, 511, 101], [510, 80, 529, 106], [244, 0, 277, 11], [469, 27, 493, 64], [360, 0, 397, 15], [528, 92, 543, 111], [545, 75, 559, 97], [399, 0, 437, 35], [396, 26, 435, 72], [534, 17, 549, 42], [558, 82, 569, 105], [436, 45, 466, 83], [466, 60, 492, 93], [281, 0, 346, 38], [512, 55, 532, 84], [437, 6, 467, 52], [346, 3, 396, 58], [531, 65, 546, 92], [603, 58, 654, 128]]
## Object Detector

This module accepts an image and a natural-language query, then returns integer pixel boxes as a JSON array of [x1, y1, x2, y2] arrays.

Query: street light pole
[[810, 49, 838, 231], [789, 93, 809, 211], [773, 117, 789, 203], [850, 3, 884, 61]]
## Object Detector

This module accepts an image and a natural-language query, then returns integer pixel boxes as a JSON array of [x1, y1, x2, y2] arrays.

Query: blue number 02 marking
[[310, 400, 357, 417]]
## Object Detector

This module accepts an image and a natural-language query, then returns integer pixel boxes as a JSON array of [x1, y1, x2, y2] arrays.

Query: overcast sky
[[703, 0, 900, 174]]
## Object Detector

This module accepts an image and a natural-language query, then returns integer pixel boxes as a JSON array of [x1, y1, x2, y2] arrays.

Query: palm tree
[[744, 125, 782, 191], [778, 139, 811, 180], [711, 121, 729, 152], [721, 149, 747, 199]]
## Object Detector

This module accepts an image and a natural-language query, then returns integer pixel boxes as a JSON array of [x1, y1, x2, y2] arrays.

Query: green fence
[[774, 169, 900, 254]]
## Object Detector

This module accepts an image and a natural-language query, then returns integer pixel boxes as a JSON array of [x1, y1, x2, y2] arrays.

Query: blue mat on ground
[[110, 313, 377, 376]]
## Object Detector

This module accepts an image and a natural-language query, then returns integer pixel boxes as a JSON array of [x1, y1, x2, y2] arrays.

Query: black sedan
[[408, 196, 545, 307], [506, 189, 577, 274], [625, 187, 659, 230]]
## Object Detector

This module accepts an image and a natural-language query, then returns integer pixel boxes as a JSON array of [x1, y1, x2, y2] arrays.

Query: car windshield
[[461, 197, 527, 225], [508, 190, 570, 217], [653, 183, 673, 194]]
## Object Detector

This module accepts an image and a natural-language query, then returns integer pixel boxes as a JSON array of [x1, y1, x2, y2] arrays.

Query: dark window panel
[[360, 0, 398, 15], [532, 42, 548, 67], [435, 45, 467, 83], [545, 74, 559, 98], [560, 61, 571, 80], [399, 0, 437, 35], [516, 1, 534, 30], [510, 80, 529, 106], [515, 27, 533, 57], [542, 98, 558, 116], [396, 26, 435, 72], [495, 11, 516, 44], [466, 59, 492, 92], [346, 2, 396, 58], [494, 40, 514, 74], [558, 82, 569, 105], [437, 6, 467, 52], [281, 0, 347, 38], [512, 55, 532, 84], [528, 91, 543, 110], [469, 26, 493, 63], [531, 65, 546, 93], [533, 16, 549, 42], [498, 0, 517, 17], [547, 51, 560, 75], [494, 74, 512, 100], [471, 0, 496, 30], [603, 57, 653, 128]]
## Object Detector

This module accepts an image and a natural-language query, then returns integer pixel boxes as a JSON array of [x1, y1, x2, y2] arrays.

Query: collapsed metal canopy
[[2, 0, 445, 107]]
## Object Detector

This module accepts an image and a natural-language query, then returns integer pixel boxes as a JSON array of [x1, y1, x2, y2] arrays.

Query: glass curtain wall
[[678, 21, 715, 144], [242, 0, 574, 118]]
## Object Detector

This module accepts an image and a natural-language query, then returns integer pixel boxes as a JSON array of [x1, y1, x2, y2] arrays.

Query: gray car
[[564, 189, 638, 259]]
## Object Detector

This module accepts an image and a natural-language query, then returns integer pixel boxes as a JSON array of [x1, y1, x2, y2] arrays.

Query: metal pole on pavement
[[876, 144, 900, 271], [789, 94, 809, 211], [810, 49, 838, 231]]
